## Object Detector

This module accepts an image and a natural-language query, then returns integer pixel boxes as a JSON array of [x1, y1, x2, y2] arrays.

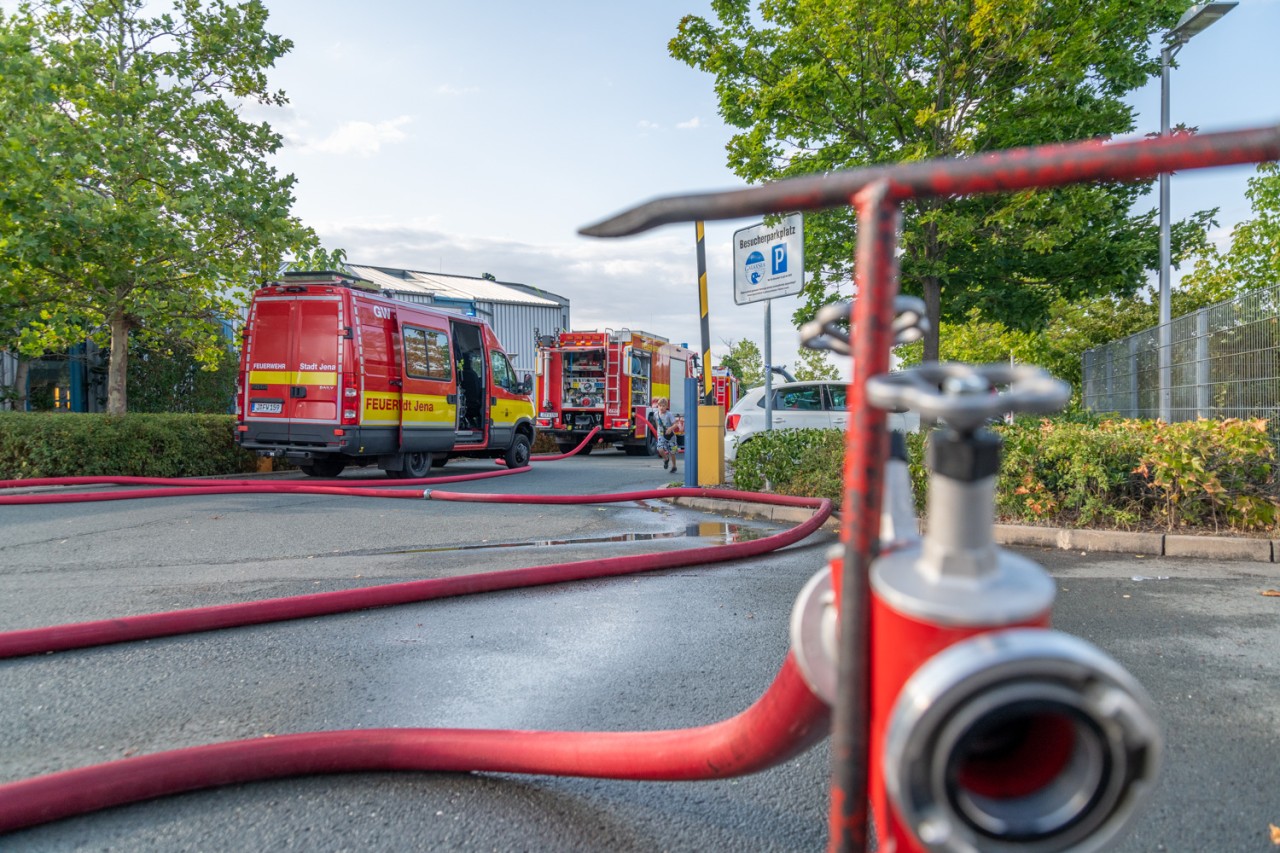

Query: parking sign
[[732, 214, 804, 305]]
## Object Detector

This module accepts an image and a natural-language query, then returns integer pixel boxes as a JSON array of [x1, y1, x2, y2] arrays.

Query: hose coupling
[[883, 629, 1161, 853]]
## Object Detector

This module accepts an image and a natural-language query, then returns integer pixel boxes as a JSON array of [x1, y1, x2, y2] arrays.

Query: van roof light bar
[[276, 270, 380, 292]]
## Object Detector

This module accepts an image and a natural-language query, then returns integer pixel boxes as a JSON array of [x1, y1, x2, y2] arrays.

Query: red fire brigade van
[[533, 328, 697, 456], [236, 271, 536, 477]]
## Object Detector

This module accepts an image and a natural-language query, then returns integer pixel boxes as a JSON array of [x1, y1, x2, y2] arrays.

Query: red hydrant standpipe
[[864, 365, 1161, 853], [581, 122, 1280, 853]]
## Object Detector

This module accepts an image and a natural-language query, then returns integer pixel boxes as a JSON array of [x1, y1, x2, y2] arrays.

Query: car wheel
[[299, 457, 345, 478], [504, 432, 532, 468], [400, 451, 432, 479]]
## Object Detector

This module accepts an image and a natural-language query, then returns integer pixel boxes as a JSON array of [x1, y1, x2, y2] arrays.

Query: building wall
[[483, 301, 571, 375]]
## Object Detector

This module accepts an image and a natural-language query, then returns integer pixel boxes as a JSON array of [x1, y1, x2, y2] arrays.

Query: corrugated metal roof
[[345, 265, 561, 308]]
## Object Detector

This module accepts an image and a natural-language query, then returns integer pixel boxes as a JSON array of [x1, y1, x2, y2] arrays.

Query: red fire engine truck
[[709, 366, 742, 414], [236, 271, 536, 477], [534, 329, 697, 456]]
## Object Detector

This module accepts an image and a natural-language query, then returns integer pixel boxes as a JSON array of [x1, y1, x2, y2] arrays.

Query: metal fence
[[1082, 282, 1280, 428]]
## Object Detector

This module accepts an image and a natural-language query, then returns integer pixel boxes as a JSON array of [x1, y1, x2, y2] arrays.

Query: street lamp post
[[1158, 2, 1235, 423]]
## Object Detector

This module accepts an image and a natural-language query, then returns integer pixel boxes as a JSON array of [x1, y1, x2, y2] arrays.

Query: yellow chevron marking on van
[[249, 370, 337, 386]]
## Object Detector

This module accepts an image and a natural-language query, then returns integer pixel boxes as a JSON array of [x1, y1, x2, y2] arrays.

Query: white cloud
[[435, 83, 479, 97], [305, 218, 819, 372], [676, 116, 702, 130], [299, 116, 412, 157], [1205, 223, 1235, 253], [637, 119, 661, 130]]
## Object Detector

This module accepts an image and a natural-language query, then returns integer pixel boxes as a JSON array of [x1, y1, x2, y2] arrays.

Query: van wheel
[[401, 452, 432, 479], [299, 457, 346, 478], [504, 433, 532, 468]]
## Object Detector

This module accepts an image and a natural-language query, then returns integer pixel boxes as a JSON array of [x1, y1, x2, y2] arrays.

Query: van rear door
[[244, 294, 343, 439]]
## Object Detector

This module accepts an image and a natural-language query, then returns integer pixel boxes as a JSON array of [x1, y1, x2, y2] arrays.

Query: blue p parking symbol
[[771, 243, 788, 275]]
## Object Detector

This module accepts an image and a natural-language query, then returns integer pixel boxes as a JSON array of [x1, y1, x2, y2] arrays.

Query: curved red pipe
[[0, 466, 528, 505], [0, 489, 830, 659], [0, 487, 832, 835], [0, 466, 514, 490], [0, 652, 828, 834], [0, 427, 601, 494], [498, 425, 602, 464]]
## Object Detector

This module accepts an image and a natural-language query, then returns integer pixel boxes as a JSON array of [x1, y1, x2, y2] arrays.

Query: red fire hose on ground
[[0, 487, 830, 658], [0, 427, 605, 503], [0, 438, 834, 834]]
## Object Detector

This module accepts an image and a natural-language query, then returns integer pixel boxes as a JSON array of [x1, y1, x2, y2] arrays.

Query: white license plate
[[251, 401, 283, 414]]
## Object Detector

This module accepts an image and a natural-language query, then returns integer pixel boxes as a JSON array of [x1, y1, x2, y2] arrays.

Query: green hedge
[[0, 412, 260, 479], [732, 416, 1279, 533]]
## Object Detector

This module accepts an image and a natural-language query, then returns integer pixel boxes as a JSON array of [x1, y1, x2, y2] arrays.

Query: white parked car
[[723, 380, 920, 463]]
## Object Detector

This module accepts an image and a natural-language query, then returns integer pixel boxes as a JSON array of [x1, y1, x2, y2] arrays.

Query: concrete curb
[[668, 496, 1278, 564], [668, 496, 842, 532]]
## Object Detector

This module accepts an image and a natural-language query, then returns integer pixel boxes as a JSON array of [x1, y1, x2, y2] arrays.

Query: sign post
[[732, 214, 804, 431]]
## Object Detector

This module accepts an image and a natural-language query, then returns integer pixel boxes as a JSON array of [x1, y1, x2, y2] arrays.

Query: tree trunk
[[922, 215, 943, 363], [922, 275, 942, 363], [12, 357, 31, 411], [107, 310, 130, 414]]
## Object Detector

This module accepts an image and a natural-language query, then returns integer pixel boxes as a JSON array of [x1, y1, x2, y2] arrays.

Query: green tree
[[1179, 163, 1280, 298], [670, 0, 1214, 362], [720, 337, 764, 388], [0, 0, 313, 414], [793, 347, 839, 381], [127, 332, 239, 414], [901, 267, 1252, 397], [283, 245, 349, 274]]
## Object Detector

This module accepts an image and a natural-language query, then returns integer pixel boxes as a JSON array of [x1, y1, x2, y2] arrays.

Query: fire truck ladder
[[604, 330, 627, 418]]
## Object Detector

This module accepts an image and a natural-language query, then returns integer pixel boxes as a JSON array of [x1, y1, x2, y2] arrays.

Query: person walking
[[653, 397, 679, 474]]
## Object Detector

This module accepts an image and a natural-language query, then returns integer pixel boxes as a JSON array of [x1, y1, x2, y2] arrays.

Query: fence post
[[1104, 346, 1114, 409], [1195, 308, 1210, 419], [1128, 336, 1140, 418]]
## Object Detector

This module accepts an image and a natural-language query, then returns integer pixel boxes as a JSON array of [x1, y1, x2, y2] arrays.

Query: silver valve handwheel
[[799, 295, 929, 355], [866, 363, 1069, 433]]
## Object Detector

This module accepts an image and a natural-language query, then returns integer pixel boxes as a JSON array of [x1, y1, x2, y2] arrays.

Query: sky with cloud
[[257, 0, 1280, 374]]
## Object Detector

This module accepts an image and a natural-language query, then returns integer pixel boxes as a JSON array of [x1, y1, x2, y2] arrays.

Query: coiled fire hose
[[0, 436, 834, 834]]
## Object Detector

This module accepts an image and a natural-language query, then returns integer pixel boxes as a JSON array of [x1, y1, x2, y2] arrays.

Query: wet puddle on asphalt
[[386, 521, 769, 554]]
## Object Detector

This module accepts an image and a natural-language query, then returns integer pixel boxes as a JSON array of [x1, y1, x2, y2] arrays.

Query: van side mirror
[[521, 373, 533, 395]]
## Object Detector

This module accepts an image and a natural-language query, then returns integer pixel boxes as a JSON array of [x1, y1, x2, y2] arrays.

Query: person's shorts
[[657, 433, 678, 453]]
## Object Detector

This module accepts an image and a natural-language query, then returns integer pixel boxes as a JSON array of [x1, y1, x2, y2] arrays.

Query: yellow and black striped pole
[[696, 221, 712, 402]]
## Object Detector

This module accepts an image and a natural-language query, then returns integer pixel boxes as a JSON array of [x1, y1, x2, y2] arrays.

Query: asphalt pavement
[[1, 450, 1277, 851]]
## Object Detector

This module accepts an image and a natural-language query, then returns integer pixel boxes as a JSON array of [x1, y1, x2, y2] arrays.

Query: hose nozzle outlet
[[884, 629, 1161, 853]]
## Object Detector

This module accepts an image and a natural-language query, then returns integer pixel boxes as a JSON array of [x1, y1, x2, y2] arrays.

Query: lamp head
[[1169, 2, 1237, 45]]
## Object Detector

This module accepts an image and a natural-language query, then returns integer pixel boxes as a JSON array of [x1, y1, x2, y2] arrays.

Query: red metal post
[[829, 180, 900, 853]]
